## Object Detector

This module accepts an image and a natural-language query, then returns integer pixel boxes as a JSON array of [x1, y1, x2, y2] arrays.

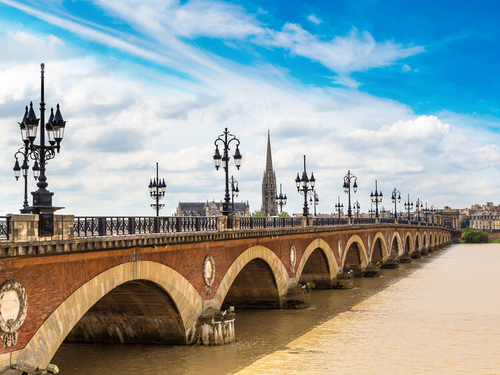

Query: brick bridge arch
[[296, 238, 339, 288], [389, 231, 403, 257], [415, 232, 422, 251], [370, 232, 389, 263], [342, 234, 369, 275], [213, 245, 290, 309], [12, 261, 203, 370], [403, 231, 414, 254]]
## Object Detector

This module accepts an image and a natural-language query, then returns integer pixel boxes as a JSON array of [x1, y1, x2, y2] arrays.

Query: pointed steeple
[[265, 129, 273, 174], [261, 129, 278, 216]]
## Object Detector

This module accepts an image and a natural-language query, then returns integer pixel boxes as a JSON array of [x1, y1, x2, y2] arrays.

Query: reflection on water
[[53, 244, 500, 374]]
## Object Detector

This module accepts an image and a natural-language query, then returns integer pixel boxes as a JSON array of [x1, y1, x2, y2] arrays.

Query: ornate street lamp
[[295, 155, 315, 217], [370, 180, 383, 218], [13, 113, 39, 213], [213, 128, 242, 220], [429, 205, 436, 224], [343, 170, 357, 218], [415, 198, 423, 221], [353, 200, 360, 218], [229, 176, 239, 213], [148, 162, 166, 217], [276, 183, 287, 214], [335, 196, 343, 218], [404, 194, 413, 220], [309, 190, 319, 217], [391, 188, 401, 219], [12, 63, 66, 235], [369, 203, 375, 218]]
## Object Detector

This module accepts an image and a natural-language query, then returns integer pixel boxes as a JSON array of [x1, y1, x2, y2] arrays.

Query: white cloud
[[257, 26, 424, 74], [1, 1, 499, 217], [307, 14, 322, 25]]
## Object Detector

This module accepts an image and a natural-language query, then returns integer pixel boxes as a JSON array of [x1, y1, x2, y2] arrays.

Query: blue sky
[[1, 0, 500, 216]]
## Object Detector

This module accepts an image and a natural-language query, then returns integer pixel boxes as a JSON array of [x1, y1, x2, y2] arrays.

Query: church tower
[[261, 130, 278, 216]]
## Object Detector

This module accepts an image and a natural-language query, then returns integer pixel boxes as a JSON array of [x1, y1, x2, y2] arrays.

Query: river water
[[52, 244, 500, 374]]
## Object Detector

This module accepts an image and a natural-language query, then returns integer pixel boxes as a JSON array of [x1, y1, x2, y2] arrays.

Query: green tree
[[461, 227, 489, 243], [460, 217, 470, 229], [251, 210, 266, 217], [279, 211, 290, 217]]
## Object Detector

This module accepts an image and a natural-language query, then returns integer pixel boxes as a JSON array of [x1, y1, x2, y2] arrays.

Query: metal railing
[[240, 217, 302, 230], [352, 217, 377, 225], [49, 215, 449, 239], [313, 217, 348, 226], [380, 218, 397, 224], [0, 217, 8, 240], [74, 216, 217, 237]]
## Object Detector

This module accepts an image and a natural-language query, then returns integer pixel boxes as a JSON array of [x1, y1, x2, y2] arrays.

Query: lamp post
[[309, 190, 319, 217], [369, 203, 375, 218], [430, 205, 436, 224], [229, 176, 239, 213], [213, 128, 242, 219], [391, 188, 401, 219], [13, 63, 66, 235], [343, 170, 357, 218], [148, 162, 166, 217], [295, 155, 315, 217], [415, 198, 423, 221], [335, 196, 343, 218], [13, 138, 38, 213], [404, 194, 413, 220], [276, 183, 287, 214], [353, 200, 360, 218], [370, 180, 383, 218]]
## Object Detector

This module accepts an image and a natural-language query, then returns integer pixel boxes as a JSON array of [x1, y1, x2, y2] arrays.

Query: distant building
[[471, 211, 500, 230], [175, 200, 250, 217], [261, 130, 278, 216]]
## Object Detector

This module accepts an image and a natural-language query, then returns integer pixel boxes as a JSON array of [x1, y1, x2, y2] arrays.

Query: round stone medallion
[[203, 254, 215, 295], [0, 280, 28, 347], [289, 245, 296, 273]]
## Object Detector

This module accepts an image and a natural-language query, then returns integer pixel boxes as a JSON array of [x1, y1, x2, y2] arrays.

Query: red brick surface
[[0, 226, 449, 354]]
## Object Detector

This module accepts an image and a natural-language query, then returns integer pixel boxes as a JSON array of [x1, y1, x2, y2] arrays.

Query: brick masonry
[[0, 222, 453, 371]]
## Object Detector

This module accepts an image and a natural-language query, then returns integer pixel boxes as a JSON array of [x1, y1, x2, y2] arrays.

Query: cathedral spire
[[266, 129, 273, 174], [262, 129, 278, 216]]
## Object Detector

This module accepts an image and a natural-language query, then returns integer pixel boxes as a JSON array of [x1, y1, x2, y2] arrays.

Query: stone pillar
[[7, 214, 39, 242], [6, 214, 74, 242], [232, 216, 241, 230], [217, 216, 228, 231], [301, 216, 312, 228]]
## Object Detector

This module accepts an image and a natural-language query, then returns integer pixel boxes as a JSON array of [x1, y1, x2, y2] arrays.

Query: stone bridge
[[0, 214, 454, 372]]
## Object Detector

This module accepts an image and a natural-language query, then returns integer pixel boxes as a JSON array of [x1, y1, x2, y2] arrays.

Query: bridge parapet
[[0, 213, 450, 259]]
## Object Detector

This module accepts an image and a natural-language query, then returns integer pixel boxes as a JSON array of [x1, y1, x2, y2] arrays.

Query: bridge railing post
[[98, 217, 107, 236], [128, 217, 136, 234], [232, 216, 241, 230], [6, 214, 74, 242], [217, 216, 227, 231]]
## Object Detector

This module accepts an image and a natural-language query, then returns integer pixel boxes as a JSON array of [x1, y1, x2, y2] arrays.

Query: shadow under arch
[[295, 238, 338, 288], [403, 231, 414, 254], [213, 245, 290, 310], [389, 231, 403, 257], [370, 232, 388, 263], [13, 261, 203, 370], [342, 234, 369, 277], [415, 232, 422, 252]]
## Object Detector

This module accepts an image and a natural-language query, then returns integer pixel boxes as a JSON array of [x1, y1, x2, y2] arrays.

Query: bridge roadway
[[0, 214, 454, 373]]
